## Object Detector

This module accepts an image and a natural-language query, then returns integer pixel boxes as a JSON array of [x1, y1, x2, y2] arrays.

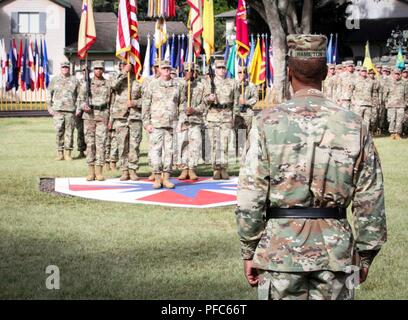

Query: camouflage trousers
[[351, 105, 375, 127], [128, 120, 143, 171], [75, 116, 86, 152], [105, 129, 119, 163], [234, 112, 253, 158], [258, 270, 354, 300], [150, 127, 174, 173], [177, 123, 202, 170], [387, 107, 405, 134], [207, 122, 232, 170], [53, 111, 75, 151], [84, 112, 109, 166]]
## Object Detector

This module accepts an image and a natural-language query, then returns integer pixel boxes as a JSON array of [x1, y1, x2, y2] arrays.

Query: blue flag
[[170, 34, 176, 68], [43, 38, 49, 87], [223, 39, 230, 63], [396, 47, 405, 70], [326, 34, 333, 63], [246, 34, 255, 67], [6, 40, 18, 91], [150, 36, 156, 69], [333, 33, 338, 64], [175, 35, 181, 74]]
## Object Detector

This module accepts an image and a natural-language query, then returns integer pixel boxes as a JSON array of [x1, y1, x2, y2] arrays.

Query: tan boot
[[148, 172, 155, 181], [129, 169, 139, 181], [153, 173, 162, 189], [95, 165, 105, 181], [178, 169, 189, 180], [64, 150, 73, 161], [110, 162, 117, 171], [120, 170, 130, 181], [395, 133, 402, 140], [221, 168, 230, 180], [55, 150, 64, 161], [391, 133, 395, 140], [75, 151, 86, 159], [162, 172, 175, 189], [86, 165, 95, 181], [213, 169, 221, 180], [188, 168, 198, 180], [104, 162, 111, 171]]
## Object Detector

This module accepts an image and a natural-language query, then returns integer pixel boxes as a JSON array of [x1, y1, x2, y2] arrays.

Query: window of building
[[18, 13, 40, 34]]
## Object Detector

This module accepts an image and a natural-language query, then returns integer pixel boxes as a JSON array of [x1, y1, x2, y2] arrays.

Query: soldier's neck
[[291, 78, 321, 93]]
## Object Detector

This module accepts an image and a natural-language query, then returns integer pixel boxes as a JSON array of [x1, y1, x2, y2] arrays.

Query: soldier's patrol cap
[[184, 62, 194, 71], [360, 66, 367, 72], [327, 63, 335, 69], [215, 60, 226, 68], [393, 68, 401, 74], [402, 68, 408, 73], [355, 66, 361, 71], [159, 60, 171, 68], [170, 68, 177, 75], [382, 65, 391, 71], [92, 60, 105, 69], [375, 63, 382, 68], [287, 34, 326, 59], [60, 61, 70, 68], [344, 60, 355, 66], [153, 59, 160, 67], [336, 64, 343, 69]]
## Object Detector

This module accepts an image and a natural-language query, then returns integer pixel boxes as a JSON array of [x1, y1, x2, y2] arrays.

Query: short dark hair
[[288, 57, 327, 84]]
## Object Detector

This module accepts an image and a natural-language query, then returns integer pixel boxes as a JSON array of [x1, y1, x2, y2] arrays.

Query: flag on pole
[[202, 0, 214, 62], [0, 39, 4, 90], [268, 36, 274, 87], [363, 41, 377, 75], [34, 39, 40, 90], [179, 34, 185, 75], [396, 47, 405, 70], [187, 0, 203, 57], [170, 34, 176, 67], [164, 40, 171, 61], [43, 38, 50, 88], [116, 0, 142, 77], [38, 39, 45, 89], [326, 34, 333, 64], [246, 34, 255, 68], [28, 40, 35, 90], [223, 39, 230, 63], [154, 17, 168, 50], [333, 33, 338, 64], [150, 35, 157, 68], [175, 35, 181, 74], [22, 39, 30, 91], [235, 0, 250, 59], [226, 44, 236, 79], [142, 35, 151, 77], [259, 35, 266, 84], [249, 36, 262, 85], [6, 39, 18, 91], [77, 0, 96, 59]]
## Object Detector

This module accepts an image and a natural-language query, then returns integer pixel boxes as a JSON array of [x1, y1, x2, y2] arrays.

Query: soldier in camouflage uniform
[[379, 65, 392, 134], [236, 35, 387, 300], [350, 66, 375, 128], [177, 63, 205, 180], [368, 68, 381, 135], [204, 60, 239, 180], [322, 64, 336, 101], [337, 60, 355, 110], [74, 66, 87, 159], [235, 66, 258, 157], [332, 64, 343, 102], [142, 60, 185, 189], [109, 64, 143, 181], [383, 68, 408, 140], [402, 69, 408, 136], [76, 61, 112, 181], [47, 61, 79, 161]]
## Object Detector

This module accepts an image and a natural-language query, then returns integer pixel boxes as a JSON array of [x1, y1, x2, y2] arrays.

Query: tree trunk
[[301, 0, 313, 33]]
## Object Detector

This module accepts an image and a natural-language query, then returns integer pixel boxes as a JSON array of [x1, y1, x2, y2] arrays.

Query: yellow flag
[[363, 41, 378, 76], [155, 17, 168, 49], [249, 37, 262, 85], [77, 0, 96, 59], [202, 0, 214, 62]]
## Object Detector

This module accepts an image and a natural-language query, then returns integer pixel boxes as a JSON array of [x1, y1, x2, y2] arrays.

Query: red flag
[[187, 0, 203, 57], [259, 35, 266, 83], [116, 0, 142, 78], [77, 0, 96, 59], [235, 0, 249, 59]]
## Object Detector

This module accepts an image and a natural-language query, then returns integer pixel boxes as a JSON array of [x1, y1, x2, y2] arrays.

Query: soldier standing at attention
[[47, 61, 79, 161], [74, 65, 87, 160], [337, 60, 355, 110], [236, 34, 387, 300], [368, 68, 381, 135], [109, 64, 143, 181], [142, 60, 185, 189], [402, 68, 408, 136], [204, 60, 239, 180], [322, 63, 336, 101], [76, 61, 112, 181], [383, 68, 408, 140], [177, 63, 205, 180], [379, 65, 392, 134]]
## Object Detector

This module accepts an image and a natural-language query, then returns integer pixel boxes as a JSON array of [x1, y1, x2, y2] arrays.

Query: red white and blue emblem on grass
[[54, 177, 238, 208]]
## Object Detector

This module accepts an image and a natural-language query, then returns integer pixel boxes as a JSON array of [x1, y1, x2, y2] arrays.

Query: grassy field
[[0, 117, 407, 300]]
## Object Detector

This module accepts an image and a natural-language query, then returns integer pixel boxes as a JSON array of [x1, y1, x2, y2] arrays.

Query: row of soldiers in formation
[[46, 59, 258, 188], [322, 60, 408, 139]]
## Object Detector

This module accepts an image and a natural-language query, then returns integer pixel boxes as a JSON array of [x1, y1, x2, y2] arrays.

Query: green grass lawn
[[0, 117, 407, 300]]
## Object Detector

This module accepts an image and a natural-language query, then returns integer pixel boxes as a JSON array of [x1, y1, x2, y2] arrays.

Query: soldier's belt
[[266, 207, 346, 219], [91, 104, 108, 111], [212, 103, 232, 109]]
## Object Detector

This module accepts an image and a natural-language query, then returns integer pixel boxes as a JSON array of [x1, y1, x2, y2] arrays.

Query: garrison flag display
[[77, 0, 96, 59], [116, 0, 142, 77], [235, 0, 249, 59], [363, 41, 377, 75], [202, 0, 214, 63]]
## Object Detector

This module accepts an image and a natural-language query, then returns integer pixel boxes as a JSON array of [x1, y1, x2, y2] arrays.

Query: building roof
[[0, 0, 71, 7], [215, 9, 236, 19]]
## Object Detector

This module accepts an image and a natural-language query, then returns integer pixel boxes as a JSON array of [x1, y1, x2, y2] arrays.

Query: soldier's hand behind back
[[359, 267, 369, 284], [244, 260, 259, 287]]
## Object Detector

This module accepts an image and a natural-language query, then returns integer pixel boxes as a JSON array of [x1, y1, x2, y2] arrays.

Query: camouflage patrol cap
[[382, 65, 390, 71], [327, 63, 335, 69], [393, 68, 401, 74], [355, 66, 361, 72], [344, 60, 354, 66], [153, 59, 160, 67], [60, 61, 70, 68], [92, 60, 105, 69], [360, 66, 367, 72], [375, 63, 382, 69], [215, 60, 226, 68], [287, 34, 327, 59], [170, 68, 177, 75], [336, 64, 343, 69], [159, 60, 171, 68], [402, 68, 408, 74], [184, 62, 194, 71]]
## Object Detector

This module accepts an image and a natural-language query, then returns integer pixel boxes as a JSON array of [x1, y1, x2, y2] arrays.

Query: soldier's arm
[[110, 71, 127, 91], [76, 83, 87, 114], [178, 80, 186, 115], [235, 117, 270, 260], [46, 78, 55, 112], [352, 127, 387, 269], [246, 85, 258, 107], [233, 81, 240, 115], [141, 82, 153, 127]]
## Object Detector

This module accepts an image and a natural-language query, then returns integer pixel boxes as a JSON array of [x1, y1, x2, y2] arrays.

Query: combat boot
[[178, 169, 189, 180], [213, 169, 221, 180], [104, 162, 111, 171], [148, 172, 155, 181], [110, 162, 117, 171], [220, 169, 230, 180], [64, 150, 73, 161], [86, 165, 95, 181], [75, 151, 86, 159], [95, 165, 105, 181], [120, 170, 130, 181], [188, 169, 198, 180], [129, 169, 139, 181], [395, 133, 402, 140], [391, 133, 396, 140], [55, 150, 64, 161], [153, 173, 162, 189], [162, 172, 175, 189]]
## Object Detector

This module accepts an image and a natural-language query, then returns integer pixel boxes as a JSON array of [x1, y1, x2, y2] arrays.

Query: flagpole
[[241, 58, 244, 97], [187, 32, 192, 111], [127, 55, 131, 101]]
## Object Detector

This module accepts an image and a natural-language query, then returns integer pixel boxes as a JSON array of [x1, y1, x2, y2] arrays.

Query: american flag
[[116, 0, 142, 77], [268, 37, 274, 87]]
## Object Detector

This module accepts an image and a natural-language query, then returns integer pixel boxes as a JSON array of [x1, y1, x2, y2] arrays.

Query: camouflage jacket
[[179, 79, 205, 125], [203, 76, 239, 123], [237, 80, 258, 108], [236, 88, 387, 272], [47, 75, 79, 112], [142, 78, 185, 128], [384, 79, 408, 108], [77, 77, 112, 120], [322, 74, 337, 101], [351, 76, 374, 107], [379, 75, 392, 104], [337, 72, 356, 101], [110, 72, 143, 121], [370, 78, 381, 106]]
